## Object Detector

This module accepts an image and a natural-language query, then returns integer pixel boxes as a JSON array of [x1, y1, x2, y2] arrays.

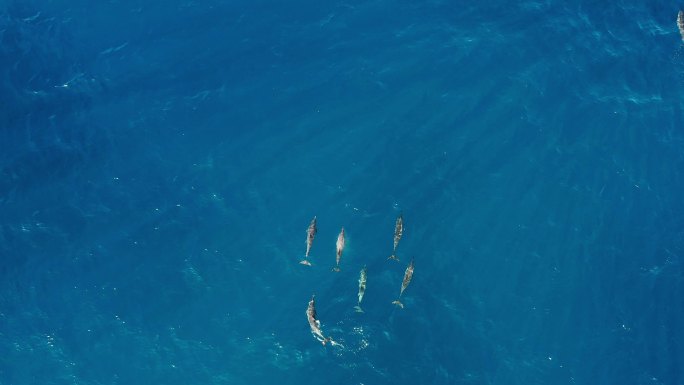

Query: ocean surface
[[2, 0, 684, 384]]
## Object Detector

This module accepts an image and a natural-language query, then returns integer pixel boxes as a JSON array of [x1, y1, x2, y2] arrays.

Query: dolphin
[[388, 214, 403, 261], [392, 258, 414, 308], [354, 265, 367, 313], [300, 216, 317, 266], [332, 227, 345, 272], [306, 295, 343, 347]]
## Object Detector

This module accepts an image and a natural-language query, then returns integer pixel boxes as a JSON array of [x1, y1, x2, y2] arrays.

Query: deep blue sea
[[2, 0, 684, 384]]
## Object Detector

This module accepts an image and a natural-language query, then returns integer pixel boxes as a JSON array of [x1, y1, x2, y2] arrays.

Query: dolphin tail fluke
[[299, 259, 312, 266], [388, 254, 399, 261], [392, 300, 404, 309], [332, 266, 340, 272], [354, 305, 364, 313]]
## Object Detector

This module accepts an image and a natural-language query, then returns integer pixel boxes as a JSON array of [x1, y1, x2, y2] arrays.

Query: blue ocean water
[[2, 0, 684, 383]]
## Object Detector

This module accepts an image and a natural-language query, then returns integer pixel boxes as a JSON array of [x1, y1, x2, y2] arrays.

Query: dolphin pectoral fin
[[392, 300, 404, 309], [299, 260, 312, 266]]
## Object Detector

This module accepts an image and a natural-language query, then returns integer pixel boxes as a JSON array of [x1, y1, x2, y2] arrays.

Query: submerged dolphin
[[354, 265, 367, 313]]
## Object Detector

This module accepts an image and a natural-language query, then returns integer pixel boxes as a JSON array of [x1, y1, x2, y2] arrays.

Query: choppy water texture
[[2, 1, 684, 384]]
